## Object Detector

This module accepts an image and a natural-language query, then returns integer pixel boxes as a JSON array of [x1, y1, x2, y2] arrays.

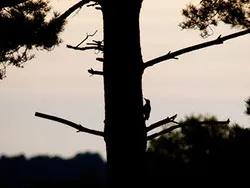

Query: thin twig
[[76, 30, 98, 47], [143, 28, 250, 69], [35, 112, 104, 137]]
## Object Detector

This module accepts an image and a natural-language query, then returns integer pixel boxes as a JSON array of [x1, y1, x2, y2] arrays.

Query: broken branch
[[35, 112, 104, 137], [96, 57, 104, 62], [143, 28, 250, 69], [88, 68, 103, 76]]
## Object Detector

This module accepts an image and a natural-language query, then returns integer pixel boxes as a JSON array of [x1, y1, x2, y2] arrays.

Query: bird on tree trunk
[[143, 98, 151, 121]]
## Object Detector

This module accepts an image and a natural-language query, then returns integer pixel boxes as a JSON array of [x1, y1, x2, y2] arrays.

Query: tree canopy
[[0, 0, 65, 79], [0, 0, 29, 9], [181, 0, 250, 37]]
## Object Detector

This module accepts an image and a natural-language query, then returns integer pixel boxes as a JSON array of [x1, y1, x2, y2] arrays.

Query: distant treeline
[[0, 153, 106, 188]]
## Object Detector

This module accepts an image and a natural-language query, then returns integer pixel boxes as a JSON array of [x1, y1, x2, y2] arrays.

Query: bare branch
[[147, 124, 185, 141], [96, 57, 104, 62], [147, 118, 230, 140], [66, 45, 100, 51], [88, 68, 103, 76], [66, 39, 103, 52], [146, 114, 177, 132], [143, 28, 250, 70], [35, 112, 104, 137]]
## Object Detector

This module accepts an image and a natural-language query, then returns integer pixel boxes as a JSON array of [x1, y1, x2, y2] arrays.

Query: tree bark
[[102, 0, 147, 187]]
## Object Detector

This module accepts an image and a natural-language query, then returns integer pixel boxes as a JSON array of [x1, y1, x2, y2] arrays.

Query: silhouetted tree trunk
[[103, 0, 147, 187]]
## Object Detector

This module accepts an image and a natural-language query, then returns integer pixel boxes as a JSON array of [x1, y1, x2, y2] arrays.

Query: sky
[[0, 0, 250, 160]]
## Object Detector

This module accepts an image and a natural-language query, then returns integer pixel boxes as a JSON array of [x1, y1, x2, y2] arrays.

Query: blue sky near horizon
[[0, 0, 250, 160]]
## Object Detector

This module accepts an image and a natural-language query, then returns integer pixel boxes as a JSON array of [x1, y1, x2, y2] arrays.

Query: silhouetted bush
[[147, 115, 250, 182]]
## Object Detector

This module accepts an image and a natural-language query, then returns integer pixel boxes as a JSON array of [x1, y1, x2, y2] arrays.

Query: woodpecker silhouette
[[143, 98, 151, 120]]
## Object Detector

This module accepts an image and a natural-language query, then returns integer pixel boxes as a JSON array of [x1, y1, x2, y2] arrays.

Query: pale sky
[[1, 0, 250, 160]]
